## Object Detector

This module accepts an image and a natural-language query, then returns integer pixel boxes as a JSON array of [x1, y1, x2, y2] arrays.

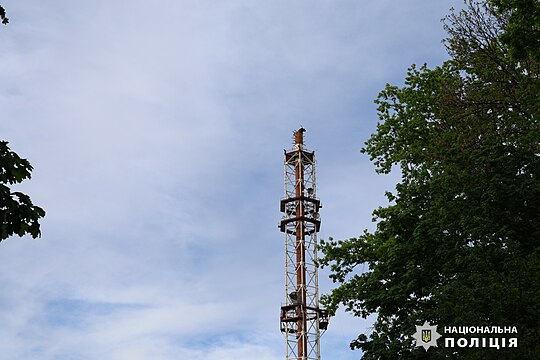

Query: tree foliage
[[0, 142, 45, 242], [0, 6, 45, 241], [320, 1, 539, 358], [490, 0, 540, 62], [0, 5, 8, 25]]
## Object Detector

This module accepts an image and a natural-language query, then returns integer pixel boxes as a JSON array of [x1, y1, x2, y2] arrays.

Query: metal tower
[[279, 128, 328, 360]]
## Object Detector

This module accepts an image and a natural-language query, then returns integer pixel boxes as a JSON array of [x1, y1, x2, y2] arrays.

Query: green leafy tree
[[0, 5, 8, 25], [0, 5, 45, 241], [0, 142, 45, 241], [320, 1, 539, 359], [490, 0, 540, 62]]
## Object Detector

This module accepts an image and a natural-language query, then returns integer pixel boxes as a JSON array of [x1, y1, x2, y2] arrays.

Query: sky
[[0, 1, 461, 359]]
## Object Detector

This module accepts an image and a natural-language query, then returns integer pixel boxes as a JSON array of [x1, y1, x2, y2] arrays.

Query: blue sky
[[0, 1, 460, 359]]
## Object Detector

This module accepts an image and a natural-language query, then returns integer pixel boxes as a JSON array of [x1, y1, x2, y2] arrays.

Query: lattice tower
[[279, 128, 328, 360]]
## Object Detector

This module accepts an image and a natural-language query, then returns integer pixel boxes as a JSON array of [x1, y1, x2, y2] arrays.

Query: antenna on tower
[[279, 128, 328, 360]]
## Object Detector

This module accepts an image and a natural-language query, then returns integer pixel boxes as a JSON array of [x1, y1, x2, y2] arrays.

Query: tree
[[320, 1, 539, 359], [0, 5, 45, 241], [0, 5, 8, 25], [490, 0, 540, 62], [0, 141, 45, 241]]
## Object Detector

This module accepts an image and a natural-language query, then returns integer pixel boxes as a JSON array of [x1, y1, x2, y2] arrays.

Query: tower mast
[[280, 128, 328, 360]]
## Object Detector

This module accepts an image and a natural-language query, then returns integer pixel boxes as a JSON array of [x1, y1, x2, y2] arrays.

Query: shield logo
[[422, 329, 431, 343]]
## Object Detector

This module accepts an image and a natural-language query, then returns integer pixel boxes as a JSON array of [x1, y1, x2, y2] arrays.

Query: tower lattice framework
[[279, 128, 328, 360]]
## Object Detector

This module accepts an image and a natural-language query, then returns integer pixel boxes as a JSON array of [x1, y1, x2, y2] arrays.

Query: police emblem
[[412, 321, 441, 351]]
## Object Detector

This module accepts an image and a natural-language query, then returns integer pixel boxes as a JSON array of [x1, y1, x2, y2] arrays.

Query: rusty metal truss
[[279, 128, 328, 360]]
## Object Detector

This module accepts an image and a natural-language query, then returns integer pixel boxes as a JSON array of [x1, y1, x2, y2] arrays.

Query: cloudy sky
[[0, 1, 460, 359]]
